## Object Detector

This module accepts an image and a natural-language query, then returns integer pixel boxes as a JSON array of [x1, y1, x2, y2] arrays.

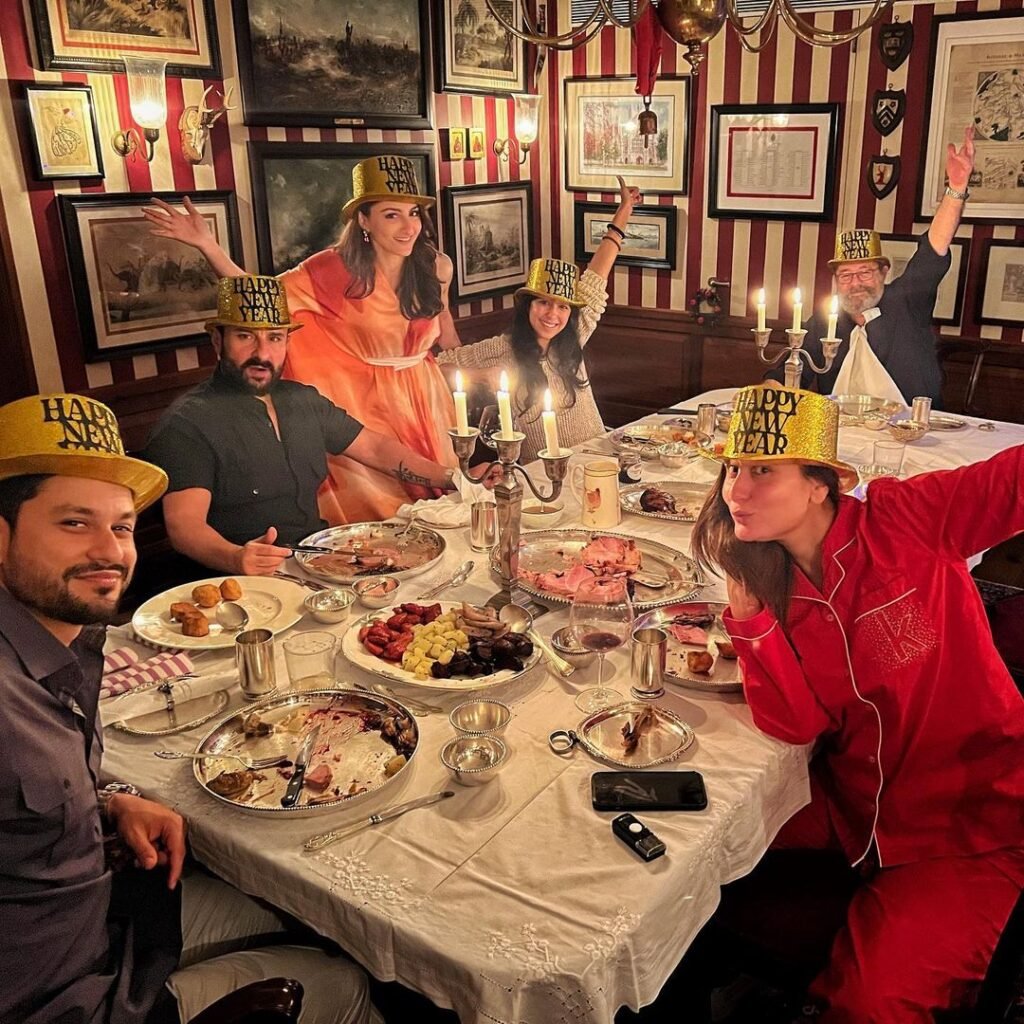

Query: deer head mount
[[178, 86, 235, 164]]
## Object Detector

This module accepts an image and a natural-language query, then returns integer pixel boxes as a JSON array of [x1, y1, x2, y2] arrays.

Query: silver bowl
[[303, 588, 354, 624], [550, 626, 598, 668], [521, 502, 565, 530], [440, 735, 507, 786], [887, 420, 928, 443], [658, 441, 691, 469], [449, 699, 511, 737], [353, 576, 401, 609]]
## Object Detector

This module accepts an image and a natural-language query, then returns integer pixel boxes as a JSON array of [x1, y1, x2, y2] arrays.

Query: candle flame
[[543, 388, 553, 413], [793, 287, 802, 304], [455, 370, 463, 392], [756, 288, 766, 305], [499, 370, 509, 393]]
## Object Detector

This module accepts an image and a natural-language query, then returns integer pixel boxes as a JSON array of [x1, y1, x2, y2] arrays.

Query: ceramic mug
[[570, 459, 621, 529]]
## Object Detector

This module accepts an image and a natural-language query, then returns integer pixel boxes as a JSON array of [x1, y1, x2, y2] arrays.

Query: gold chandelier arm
[[725, 0, 779, 50], [484, 0, 607, 47], [599, 0, 650, 29], [776, 0, 893, 47]]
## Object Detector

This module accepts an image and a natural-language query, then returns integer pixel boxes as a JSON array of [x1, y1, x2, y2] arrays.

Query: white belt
[[362, 352, 429, 371]]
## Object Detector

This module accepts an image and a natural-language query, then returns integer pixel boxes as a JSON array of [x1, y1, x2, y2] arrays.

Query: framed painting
[[233, 0, 430, 128], [437, 0, 526, 96], [22, 83, 104, 180], [977, 240, 1024, 327], [442, 180, 533, 302], [708, 103, 840, 221], [58, 191, 242, 362], [469, 127, 486, 159], [564, 76, 691, 195], [248, 142, 438, 276], [574, 201, 678, 271], [918, 10, 1024, 222], [880, 233, 970, 326], [29, 0, 221, 77]]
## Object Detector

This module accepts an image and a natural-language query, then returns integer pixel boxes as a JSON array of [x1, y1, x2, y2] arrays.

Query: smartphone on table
[[591, 770, 708, 812]]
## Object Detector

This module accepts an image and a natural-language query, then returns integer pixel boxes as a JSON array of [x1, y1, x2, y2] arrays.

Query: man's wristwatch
[[98, 782, 141, 817], [944, 185, 970, 201]]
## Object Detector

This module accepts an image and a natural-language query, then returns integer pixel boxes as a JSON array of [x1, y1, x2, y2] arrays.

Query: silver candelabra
[[753, 327, 841, 388], [448, 428, 569, 607]]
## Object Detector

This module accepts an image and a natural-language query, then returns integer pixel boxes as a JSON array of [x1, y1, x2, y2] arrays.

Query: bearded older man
[[767, 127, 976, 405]]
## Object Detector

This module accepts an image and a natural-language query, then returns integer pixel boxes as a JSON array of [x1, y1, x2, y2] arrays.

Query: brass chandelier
[[484, 0, 895, 71]]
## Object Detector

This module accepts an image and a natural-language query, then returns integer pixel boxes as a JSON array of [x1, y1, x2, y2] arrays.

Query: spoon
[[215, 601, 249, 632], [498, 604, 575, 678], [154, 750, 289, 770]]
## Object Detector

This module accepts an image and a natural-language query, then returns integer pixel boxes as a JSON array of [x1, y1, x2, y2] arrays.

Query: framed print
[[233, 0, 431, 129], [564, 76, 691, 195], [248, 142, 438, 276], [708, 103, 840, 221], [442, 180, 534, 302], [29, 0, 221, 77], [58, 191, 242, 362], [977, 240, 1024, 327], [880, 233, 970, 326], [919, 11, 1024, 221], [437, 0, 526, 96], [443, 128, 468, 161], [574, 201, 678, 271], [469, 128, 486, 160], [22, 83, 103, 180]]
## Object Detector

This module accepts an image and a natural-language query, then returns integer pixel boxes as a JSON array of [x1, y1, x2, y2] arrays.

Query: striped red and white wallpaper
[[1, 0, 1021, 396]]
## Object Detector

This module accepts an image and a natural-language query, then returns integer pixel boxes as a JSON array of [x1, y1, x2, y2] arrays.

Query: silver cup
[[911, 396, 932, 428], [630, 626, 668, 700], [469, 501, 498, 551], [697, 403, 717, 437], [235, 628, 278, 701]]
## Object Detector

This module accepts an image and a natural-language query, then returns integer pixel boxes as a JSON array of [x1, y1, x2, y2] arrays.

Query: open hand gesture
[[945, 126, 975, 193], [142, 196, 214, 250]]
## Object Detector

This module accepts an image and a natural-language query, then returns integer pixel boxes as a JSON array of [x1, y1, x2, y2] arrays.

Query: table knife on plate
[[281, 724, 321, 807], [303, 790, 455, 851]]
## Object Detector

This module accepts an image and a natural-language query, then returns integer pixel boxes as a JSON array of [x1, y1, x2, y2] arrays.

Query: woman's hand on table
[[106, 793, 187, 889], [726, 574, 764, 620]]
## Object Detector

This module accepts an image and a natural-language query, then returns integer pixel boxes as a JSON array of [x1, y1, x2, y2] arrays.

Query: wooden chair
[[188, 978, 303, 1024]]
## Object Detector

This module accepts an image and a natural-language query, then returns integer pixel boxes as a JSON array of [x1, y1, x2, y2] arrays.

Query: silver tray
[[620, 481, 709, 523], [498, 529, 705, 611], [112, 690, 231, 736], [572, 702, 694, 768], [609, 423, 697, 459], [636, 601, 742, 693], [927, 414, 967, 431], [192, 689, 418, 816], [295, 521, 446, 584]]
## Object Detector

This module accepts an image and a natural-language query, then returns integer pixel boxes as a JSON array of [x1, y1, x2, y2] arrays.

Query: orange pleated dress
[[279, 249, 457, 525]]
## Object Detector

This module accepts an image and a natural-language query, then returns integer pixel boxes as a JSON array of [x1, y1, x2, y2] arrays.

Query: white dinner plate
[[132, 575, 306, 651]]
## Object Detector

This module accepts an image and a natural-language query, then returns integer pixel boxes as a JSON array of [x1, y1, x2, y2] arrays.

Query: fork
[[352, 680, 443, 717], [154, 750, 289, 770]]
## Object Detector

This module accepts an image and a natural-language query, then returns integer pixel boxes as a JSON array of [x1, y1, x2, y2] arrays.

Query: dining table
[[100, 388, 1024, 1024]]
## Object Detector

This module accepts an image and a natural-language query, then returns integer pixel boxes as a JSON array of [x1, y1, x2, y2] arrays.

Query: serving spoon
[[215, 602, 249, 632], [498, 604, 575, 678]]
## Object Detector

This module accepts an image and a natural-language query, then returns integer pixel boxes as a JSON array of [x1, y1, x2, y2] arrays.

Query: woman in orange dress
[[144, 156, 458, 524]]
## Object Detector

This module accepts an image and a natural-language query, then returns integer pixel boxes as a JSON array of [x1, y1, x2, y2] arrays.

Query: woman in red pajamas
[[691, 383, 1024, 1022]]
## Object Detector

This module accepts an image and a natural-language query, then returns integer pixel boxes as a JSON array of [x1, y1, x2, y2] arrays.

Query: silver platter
[[112, 690, 231, 736], [498, 529, 705, 610], [927, 414, 968, 431], [636, 601, 742, 693], [609, 423, 697, 459], [619, 481, 709, 523], [574, 702, 694, 768], [296, 521, 446, 584], [192, 689, 418, 816]]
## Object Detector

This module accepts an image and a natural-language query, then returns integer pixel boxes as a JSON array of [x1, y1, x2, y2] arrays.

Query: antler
[[198, 85, 236, 126]]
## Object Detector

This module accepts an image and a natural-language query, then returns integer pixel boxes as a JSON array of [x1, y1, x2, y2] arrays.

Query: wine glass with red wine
[[569, 575, 634, 713]]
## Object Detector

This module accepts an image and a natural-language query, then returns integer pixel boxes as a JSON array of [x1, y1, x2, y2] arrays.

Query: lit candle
[[541, 388, 560, 456], [791, 288, 803, 332], [826, 295, 839, 341], [497, 370, 514, 438], [756, 288, 766, 332], [453, 370, 469, 434]]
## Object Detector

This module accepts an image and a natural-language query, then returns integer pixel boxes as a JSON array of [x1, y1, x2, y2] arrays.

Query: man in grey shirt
[[0, 394, 378, 1024]]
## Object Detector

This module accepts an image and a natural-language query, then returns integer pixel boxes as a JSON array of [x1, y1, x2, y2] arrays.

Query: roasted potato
[[191, 584, 221, 608]]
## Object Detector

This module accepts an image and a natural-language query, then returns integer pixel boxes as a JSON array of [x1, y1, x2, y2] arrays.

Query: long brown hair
[[337, 203, 443, 320], [691, 463, 841, 621]]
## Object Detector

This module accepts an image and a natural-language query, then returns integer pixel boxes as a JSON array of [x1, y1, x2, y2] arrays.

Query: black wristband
[[606, 223, 626, 239]]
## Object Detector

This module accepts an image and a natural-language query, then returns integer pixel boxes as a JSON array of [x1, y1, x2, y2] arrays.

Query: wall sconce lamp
[[111, 56, 168, 162], [493, 94, 540, 165]]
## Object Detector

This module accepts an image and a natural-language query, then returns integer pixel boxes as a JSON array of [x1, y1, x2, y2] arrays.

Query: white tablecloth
[[101, 392, 1022, 1024]]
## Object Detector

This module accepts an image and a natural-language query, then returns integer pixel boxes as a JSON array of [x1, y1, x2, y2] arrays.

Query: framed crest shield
[[872, 89, 906, 137], [878, 20, 914, 71], [866, 155, 901, 200]]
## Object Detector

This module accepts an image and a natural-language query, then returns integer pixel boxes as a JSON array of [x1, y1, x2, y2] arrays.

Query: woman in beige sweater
[[438, 179, 640, 462]]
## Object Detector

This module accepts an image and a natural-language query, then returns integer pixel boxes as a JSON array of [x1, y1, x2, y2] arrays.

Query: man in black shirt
[[768, 127, 976, 404], [147, 275, 489, 575]]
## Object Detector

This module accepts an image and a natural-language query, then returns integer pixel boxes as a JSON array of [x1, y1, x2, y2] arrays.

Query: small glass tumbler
[[282, 631, 337, 690], [469, 501, 498, 551], [872, 440, 905, 478], [630, 626, 668, 700]]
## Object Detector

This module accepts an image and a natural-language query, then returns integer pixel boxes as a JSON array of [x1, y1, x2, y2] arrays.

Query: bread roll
[[219, 578, 242, 601], [192, 584, 220, 608]]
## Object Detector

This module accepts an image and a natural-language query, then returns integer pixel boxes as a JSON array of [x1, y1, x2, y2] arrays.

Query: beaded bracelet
[[605, 223, 626, 239]]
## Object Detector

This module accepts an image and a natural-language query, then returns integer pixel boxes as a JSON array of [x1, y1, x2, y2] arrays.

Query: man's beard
[[838, 285, 884, 318], [2, 557, 130, 626], [219, 357, 283, 396]]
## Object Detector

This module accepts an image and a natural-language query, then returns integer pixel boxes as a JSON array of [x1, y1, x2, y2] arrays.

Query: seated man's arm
[[343, 429, 458, 491], [162, 488, 292, 575]]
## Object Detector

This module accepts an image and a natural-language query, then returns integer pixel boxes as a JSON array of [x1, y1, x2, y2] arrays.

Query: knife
[[303, 790, 455, 851], [281, 724, 321, 808], [290, 544, 334, 554]]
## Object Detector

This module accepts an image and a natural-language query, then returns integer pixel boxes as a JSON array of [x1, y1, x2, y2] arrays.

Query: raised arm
[[142, 196, 246, 278], [585, 176, 642, 284], [928, 126, 974, 257]]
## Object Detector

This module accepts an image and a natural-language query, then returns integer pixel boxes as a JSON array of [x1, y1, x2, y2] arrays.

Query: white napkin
[[397, 493, 479, 528], [832, 309, 906, 406], [101, 651, 195, 699], [102, 670, 237, 724]]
